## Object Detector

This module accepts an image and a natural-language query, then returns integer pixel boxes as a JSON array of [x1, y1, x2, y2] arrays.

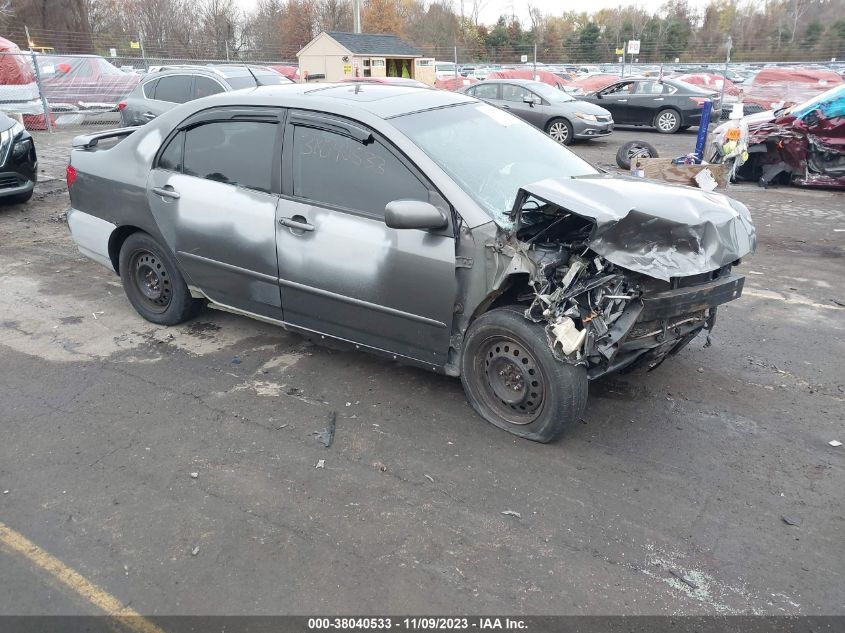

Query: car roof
[[177, 83, 474, 119], [148, 64, 277, 79]]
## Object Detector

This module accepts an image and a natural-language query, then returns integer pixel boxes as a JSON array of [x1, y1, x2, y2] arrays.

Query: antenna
[[245, 65, 262, 87]]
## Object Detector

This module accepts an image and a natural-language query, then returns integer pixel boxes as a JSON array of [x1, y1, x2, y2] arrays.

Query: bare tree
[[315, 0, 353, 32]]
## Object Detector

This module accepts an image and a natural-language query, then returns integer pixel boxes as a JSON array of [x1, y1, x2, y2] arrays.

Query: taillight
[[117, 101, 127, 111], [66, 164, 77, 189], [689, 97, 709, 107]]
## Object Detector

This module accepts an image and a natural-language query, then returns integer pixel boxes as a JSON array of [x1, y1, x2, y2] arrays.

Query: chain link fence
[[1, 44, 841, 133], [0, 49, 297, 131]]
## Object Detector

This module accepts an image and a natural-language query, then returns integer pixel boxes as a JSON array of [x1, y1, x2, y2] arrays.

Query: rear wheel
[[546, 118, 574, 146], [655, 108, 681, 133], [119, 232, 202, 325], [460, 307, 588, 443]]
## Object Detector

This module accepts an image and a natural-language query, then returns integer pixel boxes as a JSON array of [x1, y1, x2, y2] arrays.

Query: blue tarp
[[791, 84, 845, 120]]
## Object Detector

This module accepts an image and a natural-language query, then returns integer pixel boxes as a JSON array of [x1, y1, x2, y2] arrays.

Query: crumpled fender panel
[[513, 175, 757, 282]]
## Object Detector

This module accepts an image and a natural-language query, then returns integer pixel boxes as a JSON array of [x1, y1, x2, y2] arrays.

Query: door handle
[[500, 104, 511, 109], [654, 98, 664, 101], [152, 186, 180, 199], [279, 216, 314, 232], [618, 99, 627, 102], [142, 111, 155, 119]]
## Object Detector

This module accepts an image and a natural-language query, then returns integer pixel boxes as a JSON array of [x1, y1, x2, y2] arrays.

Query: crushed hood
[[513, 174, 757, 281]]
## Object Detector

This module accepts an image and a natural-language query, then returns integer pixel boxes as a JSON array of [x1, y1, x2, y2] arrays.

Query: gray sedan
[[66, 83, 755, 442], [462, 79, 613, 144]]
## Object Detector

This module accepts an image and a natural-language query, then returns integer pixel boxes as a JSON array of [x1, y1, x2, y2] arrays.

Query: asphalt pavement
[[0, 126, 843, 617]]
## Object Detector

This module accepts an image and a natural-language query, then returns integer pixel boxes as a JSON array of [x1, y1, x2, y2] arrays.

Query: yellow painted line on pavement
[[0, 521, 166, 633]]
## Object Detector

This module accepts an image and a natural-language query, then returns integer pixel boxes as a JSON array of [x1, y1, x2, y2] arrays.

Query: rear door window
[[192, 76, 225, 99], [182, 120, 277, 193], [290, 125, 429, 218], [154, 75, 192, 103]]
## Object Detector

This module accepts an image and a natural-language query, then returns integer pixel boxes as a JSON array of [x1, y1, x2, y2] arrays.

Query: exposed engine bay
[[487, 175, 756, 379]]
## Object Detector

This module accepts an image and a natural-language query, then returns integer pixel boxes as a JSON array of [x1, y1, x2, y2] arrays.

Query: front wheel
[[655, 108, 681, 133], [546, 118, 574, 145], [460, 306, 588, 443], [119, 232, 202, 325]]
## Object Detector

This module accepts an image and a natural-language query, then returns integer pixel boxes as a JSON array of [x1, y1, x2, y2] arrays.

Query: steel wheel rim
[[657, 112, 677, 131], [549, 121, 569, 143], [130, 250, 172, 313], [477, 335, 546, 425], [627, 144, 652, 159]]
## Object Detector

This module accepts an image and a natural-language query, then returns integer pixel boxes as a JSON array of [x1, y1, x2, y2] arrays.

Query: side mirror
[[384, 200, 447, 230], [523, 95, 540, 106], [596, 92, 603, 99]]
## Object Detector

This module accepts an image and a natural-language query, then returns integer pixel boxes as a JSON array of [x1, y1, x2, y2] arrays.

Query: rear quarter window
[[142, 79, 159, 99]]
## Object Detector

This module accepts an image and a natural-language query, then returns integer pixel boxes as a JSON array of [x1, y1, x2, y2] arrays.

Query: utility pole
[[720, 36, 732, 110], [621, 42, 625, 78], [29, 49, 53, 133], [353, 0, 361, 34], [533, 42, 537, 78], [139, 33, 148, 72]]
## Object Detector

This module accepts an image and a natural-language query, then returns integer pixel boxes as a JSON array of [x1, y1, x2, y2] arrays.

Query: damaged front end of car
[[484, 174, 756, 379], [712, 84, 845, 189]]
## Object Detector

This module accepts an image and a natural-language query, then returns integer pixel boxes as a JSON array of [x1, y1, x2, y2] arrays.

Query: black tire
[[615, 140, 659, 170], [546, 117, 574, 146], [118, 232, 202, 325], [460, 306, 588, 443], [654, 108, 681, 134], [678, 125, 692, 131]]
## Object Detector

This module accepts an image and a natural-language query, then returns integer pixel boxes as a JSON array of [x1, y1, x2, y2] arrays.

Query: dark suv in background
[[119, 65, 292, 126]]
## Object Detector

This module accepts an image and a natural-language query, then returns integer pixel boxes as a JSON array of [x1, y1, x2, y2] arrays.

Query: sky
[[233, 0, 671, 27]]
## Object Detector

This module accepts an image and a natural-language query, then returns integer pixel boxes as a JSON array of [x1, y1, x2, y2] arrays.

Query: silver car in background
[[461, 79, 614, 145], [66, 84, 755, 443], [119, 64, 292, 126]]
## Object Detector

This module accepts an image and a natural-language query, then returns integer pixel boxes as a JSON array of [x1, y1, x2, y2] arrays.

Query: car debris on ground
[[313, 411, 336, 448]]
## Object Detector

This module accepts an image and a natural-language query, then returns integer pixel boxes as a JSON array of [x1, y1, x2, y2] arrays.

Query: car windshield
[[526, 82, 575, 103], [787, 83, 845, 118], [392, 102, 597, 227]]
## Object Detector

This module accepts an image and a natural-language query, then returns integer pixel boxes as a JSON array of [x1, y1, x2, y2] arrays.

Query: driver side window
[[501, 84, 532, 103], [291, 125, 430, 219], [604, 82, 634, 95]]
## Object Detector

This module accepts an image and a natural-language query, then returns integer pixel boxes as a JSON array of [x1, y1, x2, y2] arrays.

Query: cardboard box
[[630, 157, 730, 190]]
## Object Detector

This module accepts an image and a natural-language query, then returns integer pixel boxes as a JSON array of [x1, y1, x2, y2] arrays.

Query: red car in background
[[744, 67, 843, 111], [34, 54, 139, 111]]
